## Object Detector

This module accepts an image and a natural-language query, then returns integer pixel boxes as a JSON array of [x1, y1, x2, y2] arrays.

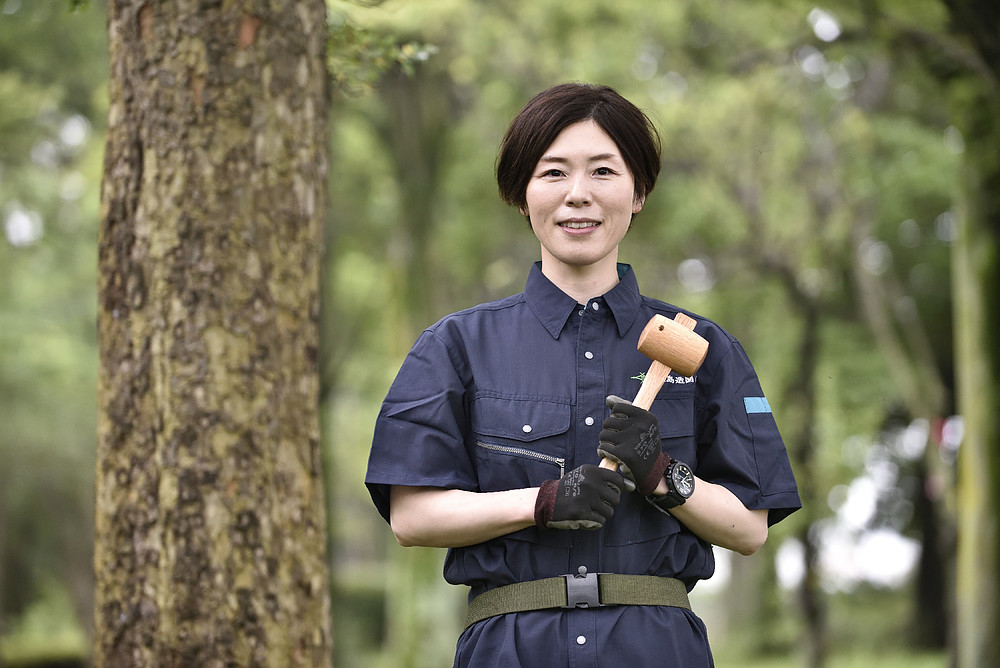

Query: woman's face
[[523, 120, 643, 278]]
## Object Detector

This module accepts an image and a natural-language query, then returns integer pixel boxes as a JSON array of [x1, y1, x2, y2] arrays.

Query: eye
[[542, 168, 565, 178], [594, 166, 616, 176]]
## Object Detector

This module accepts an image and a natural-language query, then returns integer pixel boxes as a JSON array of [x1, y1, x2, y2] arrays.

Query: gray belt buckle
[[563, 570, 604, 609]]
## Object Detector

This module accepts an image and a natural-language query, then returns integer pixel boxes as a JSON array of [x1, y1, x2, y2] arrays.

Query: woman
[[366, 82, 801, 667]]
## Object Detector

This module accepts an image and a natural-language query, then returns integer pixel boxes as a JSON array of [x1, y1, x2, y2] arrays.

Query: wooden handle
[[600, 313, 701, 471], [632, 360, 673, 411]]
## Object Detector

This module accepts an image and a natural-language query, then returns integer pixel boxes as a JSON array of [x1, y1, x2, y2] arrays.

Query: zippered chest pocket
[[471, 394, 571, 492]]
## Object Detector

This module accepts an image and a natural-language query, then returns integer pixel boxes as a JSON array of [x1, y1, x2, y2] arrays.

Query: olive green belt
[[465, 570, 691, 629]]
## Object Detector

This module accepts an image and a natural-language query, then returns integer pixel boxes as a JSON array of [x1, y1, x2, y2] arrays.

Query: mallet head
[[637, 314, 709, 379]]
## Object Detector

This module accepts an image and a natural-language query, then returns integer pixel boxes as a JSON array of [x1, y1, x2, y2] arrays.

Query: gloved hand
[[534, 464, 625, 530], [598, 395, 670, 495]]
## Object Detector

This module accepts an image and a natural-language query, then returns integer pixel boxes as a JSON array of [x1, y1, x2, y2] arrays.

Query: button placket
[[571, 293, 610, 598]]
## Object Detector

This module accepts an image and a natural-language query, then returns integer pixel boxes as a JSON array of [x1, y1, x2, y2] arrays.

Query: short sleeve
[[695, 340, 801, 526], [365, 329, 478, 523]]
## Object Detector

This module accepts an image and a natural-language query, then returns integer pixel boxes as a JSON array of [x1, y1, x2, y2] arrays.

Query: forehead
[[540, 120, 623, 161]]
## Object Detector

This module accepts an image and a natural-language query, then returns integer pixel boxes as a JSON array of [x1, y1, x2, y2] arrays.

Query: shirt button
[[591, 302, 600, 311], [585, 417, 595, 426], [584, 351, 594, 360], [578, 309, 585, 317], [576, 635, 587, 645], [522, 424, 532, 433]]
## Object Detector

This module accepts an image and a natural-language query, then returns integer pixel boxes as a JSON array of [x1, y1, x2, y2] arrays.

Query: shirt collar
[[525, 262, 643, 339], [604, 264, 643, 337]]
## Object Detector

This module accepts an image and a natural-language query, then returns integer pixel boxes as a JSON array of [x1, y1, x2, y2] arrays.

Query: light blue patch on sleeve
[[744, 397, 772, 414]]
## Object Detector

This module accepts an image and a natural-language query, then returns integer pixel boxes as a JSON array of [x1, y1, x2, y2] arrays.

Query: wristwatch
[[648, 459, 695, 510]]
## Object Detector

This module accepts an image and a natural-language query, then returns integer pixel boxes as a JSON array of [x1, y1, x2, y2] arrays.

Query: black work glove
[[598, 395, 670, 495], [534, 464, 624, 530]]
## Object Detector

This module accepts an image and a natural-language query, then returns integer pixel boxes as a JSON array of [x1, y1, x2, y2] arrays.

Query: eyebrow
[[537, 152, 621, 164]]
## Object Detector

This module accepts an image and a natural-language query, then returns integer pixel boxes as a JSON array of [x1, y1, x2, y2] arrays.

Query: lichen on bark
[[95, 2, 333, 666]]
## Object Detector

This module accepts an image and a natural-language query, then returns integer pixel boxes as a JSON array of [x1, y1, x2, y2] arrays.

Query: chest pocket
[[653, 391, 699, 464], [471, 394, 571, 493]]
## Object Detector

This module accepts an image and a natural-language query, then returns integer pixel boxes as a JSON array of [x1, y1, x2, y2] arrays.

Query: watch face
[[671, 462, 695, 498]]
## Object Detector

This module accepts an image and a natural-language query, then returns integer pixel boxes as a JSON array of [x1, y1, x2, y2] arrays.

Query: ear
[[632, 195, 646, 215]]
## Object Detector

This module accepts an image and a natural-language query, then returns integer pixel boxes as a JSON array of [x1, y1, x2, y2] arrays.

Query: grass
[[0, 578, 89, 667], [712, 649, 947, 668]]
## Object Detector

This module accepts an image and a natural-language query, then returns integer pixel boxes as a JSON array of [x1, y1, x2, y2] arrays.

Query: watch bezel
[[669, 460, 695, 499], [647, 459, 694, 511]]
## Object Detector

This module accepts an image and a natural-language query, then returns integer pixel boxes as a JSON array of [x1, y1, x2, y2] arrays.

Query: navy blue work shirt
[[366, 263, 801, 667]]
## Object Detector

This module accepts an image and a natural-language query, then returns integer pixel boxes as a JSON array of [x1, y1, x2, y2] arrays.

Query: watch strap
[[646, 489, 686, 511]]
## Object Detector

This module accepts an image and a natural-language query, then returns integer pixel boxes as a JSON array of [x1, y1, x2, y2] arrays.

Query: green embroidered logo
[[631, 370, 696, 386]]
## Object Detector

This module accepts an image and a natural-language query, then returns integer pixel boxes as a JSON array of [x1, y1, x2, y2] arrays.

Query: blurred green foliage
[[0, 0, 979, 665], [327, 14, 438, 96], [322, 0, 963, 665], [0, 0, 107, 664]]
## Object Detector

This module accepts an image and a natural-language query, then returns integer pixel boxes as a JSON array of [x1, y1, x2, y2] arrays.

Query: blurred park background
[[1, 0, 996, 665]]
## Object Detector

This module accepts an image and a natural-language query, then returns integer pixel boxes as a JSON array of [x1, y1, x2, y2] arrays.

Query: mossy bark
[[940, 3, 1000, 664], [953, 86, 1000, 668], [94, 2, 332, 666]]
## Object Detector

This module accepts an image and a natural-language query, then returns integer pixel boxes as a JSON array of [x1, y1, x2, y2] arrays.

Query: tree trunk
[[94, 2, 332, 666], [787, 308, 827, 668], [371, 67, 467, 667], [952, 84, 1000, 668], [0, 493, 5, 668], [939, 2, 1000, 665]]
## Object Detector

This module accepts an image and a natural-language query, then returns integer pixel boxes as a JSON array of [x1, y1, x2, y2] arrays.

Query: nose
[[565, 173, 591, 206]]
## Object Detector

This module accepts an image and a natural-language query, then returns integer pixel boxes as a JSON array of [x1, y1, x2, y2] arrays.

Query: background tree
[[93, 1, 332, 666], [322, 1, 965, 666], [934, 2, 1000, 665], [815, 1, 1000, 663]]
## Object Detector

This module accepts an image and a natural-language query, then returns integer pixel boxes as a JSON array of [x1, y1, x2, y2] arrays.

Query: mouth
[[559, 219, 601, 230]]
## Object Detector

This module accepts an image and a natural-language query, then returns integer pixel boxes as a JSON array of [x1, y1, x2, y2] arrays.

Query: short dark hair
[[496, 83, 662, 212]]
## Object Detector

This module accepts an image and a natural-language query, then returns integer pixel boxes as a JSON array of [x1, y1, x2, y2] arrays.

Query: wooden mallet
[[599, 312, 709, 471]]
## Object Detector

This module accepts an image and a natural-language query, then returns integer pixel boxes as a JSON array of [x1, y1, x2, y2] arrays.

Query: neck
[[539, 255, 621, 304]]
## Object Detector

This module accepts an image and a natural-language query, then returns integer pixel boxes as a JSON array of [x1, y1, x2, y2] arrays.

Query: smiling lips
[[560, 219, 601, 230]]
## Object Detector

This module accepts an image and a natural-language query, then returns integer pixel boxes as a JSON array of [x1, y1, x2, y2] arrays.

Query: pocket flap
[[472, 394, 571, 442]]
